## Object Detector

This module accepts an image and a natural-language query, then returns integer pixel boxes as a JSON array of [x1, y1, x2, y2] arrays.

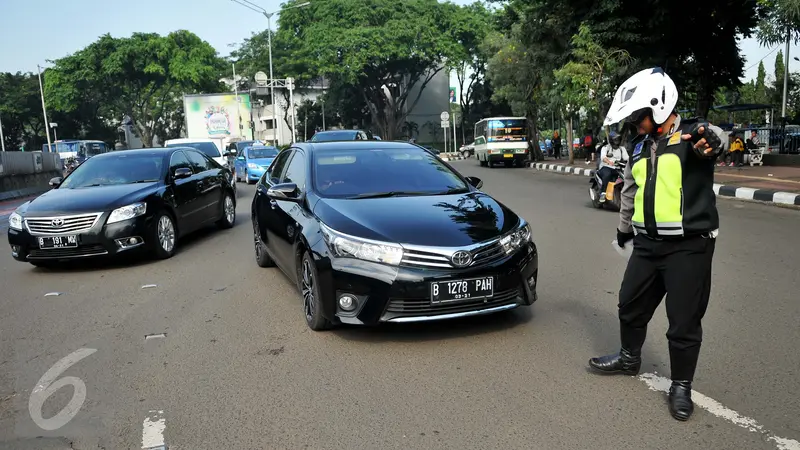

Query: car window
[[280, 150, 306, 190], [267, 150, 292, 185], [185, 150, 213, 173], [59, 152, 165, 189], [310, 131, 357, 142], [248, 147, 279, 159], [169, 151, 192, 175], [313, 146, 468, 198], [166, 141, 221, 158]]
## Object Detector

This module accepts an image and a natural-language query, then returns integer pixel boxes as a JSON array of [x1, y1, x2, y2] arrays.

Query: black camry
[[251, 141, 538, 330], [7, 148, 236, 266]]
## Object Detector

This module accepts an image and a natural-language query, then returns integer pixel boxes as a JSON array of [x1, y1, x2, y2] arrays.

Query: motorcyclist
[[596, 131, 628, 202]]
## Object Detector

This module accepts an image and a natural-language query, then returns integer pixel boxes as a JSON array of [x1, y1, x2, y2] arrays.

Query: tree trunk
[[695, 82, 713, 118], [567, 115, 575, 165]]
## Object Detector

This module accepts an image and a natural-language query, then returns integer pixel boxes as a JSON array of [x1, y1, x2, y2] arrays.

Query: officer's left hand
[[681, 124, 721, 155]]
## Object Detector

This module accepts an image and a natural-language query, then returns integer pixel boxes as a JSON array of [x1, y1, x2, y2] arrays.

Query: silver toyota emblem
[[51, 218, 64, 228], [450, 250, 473, 268]]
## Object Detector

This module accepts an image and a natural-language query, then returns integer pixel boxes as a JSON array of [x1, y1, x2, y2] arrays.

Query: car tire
[[461, 151, 470, 159], [299, 251, 333, 331], [151, 211, 177, 259], [253, 218, 275, 268], [216, 192, 236, 229]]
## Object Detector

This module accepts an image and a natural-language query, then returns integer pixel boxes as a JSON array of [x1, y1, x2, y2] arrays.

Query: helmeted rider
[[596, 131, 628, 202], [588, 67, 724, 422]]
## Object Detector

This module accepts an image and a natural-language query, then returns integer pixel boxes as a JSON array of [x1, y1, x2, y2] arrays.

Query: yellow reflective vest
[[628, 119, 719, 238]]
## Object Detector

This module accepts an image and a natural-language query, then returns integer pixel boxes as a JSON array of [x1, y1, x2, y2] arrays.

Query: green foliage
[[757, 0, 800, 46], [46, 31, 225, 147], [273, 0, 463, 139], [0, 72, 46, 150]]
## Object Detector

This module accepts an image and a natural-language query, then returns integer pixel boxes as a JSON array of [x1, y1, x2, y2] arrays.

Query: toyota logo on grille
[[450, 250, 473, 268], [51, 218, 64, 227]]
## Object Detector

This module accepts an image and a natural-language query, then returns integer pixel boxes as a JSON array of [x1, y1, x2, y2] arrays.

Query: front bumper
[[488, 151, 527, 164], [246, 167, 267, 182], [8, 213, 152, 262], [311, 242, 538, 326]]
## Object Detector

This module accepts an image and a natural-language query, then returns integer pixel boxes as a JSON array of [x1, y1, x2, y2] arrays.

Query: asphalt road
[[1, 161, 798, 450]]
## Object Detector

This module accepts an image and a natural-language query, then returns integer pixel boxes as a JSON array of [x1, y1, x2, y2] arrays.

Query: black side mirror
[[267, 182, 301, 202], [49, 177, 63, 188], [465, 176, 483, 189], [174, 167, 192, 180]]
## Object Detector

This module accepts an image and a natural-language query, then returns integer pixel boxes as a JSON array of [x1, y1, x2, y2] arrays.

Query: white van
[[164, 138, 236, 187]]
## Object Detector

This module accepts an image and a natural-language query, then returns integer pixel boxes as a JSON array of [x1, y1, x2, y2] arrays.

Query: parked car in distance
[[459, 141, 475, 158], [235, 145, 280, 184], [251, 141, 538, 330], [7, 148, 236, 267], [310, 129, 375, 142]]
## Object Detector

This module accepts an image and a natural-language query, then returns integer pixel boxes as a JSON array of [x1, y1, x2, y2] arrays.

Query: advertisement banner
[[183, 93, 252, 140], [449, 87, 457, 103]]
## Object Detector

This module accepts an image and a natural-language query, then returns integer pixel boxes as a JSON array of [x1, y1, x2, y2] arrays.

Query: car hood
[[21, 183, 160, 216], [313, 191, 521, 247], [249, 158, 275, 166]]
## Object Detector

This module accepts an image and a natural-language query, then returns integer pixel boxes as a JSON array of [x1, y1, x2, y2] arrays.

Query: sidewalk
[[529, 158, 800, 206]]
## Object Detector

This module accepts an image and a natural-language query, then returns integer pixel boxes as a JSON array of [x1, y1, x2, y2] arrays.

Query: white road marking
[[141, 284, 158, 289], [141, 410, 166, 449], [638, 373, 800, 450], [44, 292, 62, 297], [144, 333, 166, 340]]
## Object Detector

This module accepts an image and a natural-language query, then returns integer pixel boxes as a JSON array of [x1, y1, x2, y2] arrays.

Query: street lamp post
[[0, 113, 6, 152], [231, 0, 311, 146], [50, 122, 58, 145], [37, 65, 53, 152]]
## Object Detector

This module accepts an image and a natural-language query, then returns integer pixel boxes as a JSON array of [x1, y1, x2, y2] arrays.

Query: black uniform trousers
[[618, 233, 716, 381]]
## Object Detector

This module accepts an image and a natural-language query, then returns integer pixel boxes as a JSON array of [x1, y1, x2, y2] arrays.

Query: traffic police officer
[[588, 68, 724, 421]]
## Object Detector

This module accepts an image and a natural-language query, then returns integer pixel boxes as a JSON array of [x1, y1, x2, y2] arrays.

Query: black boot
[[668, 380, 694, 421], [588, 348, 641, 375]]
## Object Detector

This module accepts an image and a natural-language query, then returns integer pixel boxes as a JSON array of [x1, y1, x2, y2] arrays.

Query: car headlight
[[8, 212, 23, 231], [247, 162, 259, 169], [499, 221, 532, 254], [320, 223, 403, 265], [107, 202, 147, 224]]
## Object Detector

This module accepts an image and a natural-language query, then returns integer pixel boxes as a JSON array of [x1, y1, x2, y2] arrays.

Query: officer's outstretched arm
[[618, 159, 637, 233], [682, 122, 725, 158]]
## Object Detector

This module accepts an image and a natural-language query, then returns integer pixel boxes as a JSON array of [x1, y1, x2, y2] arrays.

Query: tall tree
[[0, 72, 49, 151], [46, 31, 225, 147], [273, 0, 463, 140]]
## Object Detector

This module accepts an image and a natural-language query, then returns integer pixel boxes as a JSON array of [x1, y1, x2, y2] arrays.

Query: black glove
[[617, 229, 635, 248], [686, 122, 722, 158]]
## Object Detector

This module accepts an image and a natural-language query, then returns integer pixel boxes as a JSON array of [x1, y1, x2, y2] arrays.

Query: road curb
[[441, 155, 468, 162], [527, 162, 800, 207]]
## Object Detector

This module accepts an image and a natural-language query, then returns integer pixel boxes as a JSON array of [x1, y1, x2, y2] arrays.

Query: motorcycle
[[589, 160, 626, 211]]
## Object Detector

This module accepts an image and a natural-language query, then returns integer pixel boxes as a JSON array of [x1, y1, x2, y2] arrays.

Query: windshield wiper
[[349, 191, 431, 199], [130, 179, 158, 183], [436, 187, 470, 195]]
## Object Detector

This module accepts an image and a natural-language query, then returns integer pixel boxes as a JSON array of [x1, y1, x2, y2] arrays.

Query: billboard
[[449, 87, 457, 103], [183, 93, 252, 140]]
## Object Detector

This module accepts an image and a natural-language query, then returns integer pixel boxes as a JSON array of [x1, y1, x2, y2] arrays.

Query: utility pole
[[780, 28, 790, 154], [0, 113, 6, 152], [37, 65, 52, 152]]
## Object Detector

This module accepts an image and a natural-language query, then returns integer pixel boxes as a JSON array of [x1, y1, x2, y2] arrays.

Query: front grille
[[400, 240, 507, 269], [384, 287, 521, 318], [27, 244, 108, 259], [25, 213, 102, 235]]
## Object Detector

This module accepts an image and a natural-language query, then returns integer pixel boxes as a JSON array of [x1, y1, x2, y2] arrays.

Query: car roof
[[96, 148, 175, 157], [165, 138, 214, 144], [297, 140, 425, 153]]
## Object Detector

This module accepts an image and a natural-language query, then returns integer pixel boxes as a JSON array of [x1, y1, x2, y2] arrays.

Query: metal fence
[[0, 152, 61, 176]]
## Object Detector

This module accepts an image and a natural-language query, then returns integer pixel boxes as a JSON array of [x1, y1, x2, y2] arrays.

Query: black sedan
[[251, 141, 538, 330], [7, 148, 236, 267]]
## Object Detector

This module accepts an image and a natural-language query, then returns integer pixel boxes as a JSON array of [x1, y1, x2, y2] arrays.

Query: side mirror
[[267, 182, 301, 202], [49, 177, 63, 188], [174, 167, 192, 180], [223, 151, 235, 157], [465, 176, 483, 189]]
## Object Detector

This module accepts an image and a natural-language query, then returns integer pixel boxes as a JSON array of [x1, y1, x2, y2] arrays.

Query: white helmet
[[603, 67, 678, 127]]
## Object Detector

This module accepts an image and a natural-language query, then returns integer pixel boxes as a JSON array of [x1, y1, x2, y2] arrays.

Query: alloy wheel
[[224, 195, 235, 224], [158, 216, 175, 252], [301, 259, 315, 320]]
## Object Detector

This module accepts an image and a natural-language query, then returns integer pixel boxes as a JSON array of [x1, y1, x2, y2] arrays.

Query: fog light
[[116, 236, 144, 249], [11, 245, 20, 256], [527, 276, 536, 290], [338, 294, 357, 311]]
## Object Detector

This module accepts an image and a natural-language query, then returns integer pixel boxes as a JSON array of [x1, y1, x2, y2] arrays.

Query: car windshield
[[311, 131, 357, 142], [247, 147, 279, 159], [236, 141, 256, 151], [313, 147, 468, 198], [60, 152, 164, 189], [166, 141, 220, 158]]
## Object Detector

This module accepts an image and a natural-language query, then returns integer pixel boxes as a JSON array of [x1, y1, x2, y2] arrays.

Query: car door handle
[[269, 199, 278, 209]]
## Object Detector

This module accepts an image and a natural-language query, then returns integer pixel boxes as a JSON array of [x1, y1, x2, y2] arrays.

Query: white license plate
[[38, 235, 78, 249]]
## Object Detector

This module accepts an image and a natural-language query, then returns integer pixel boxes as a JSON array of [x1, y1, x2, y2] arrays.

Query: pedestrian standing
[[589, 67, 725, 421], [583, 130, 594, 164], [552, 130, 562, 159]]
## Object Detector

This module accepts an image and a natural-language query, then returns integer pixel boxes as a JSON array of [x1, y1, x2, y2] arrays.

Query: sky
[[0, 0, 796, 89]]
